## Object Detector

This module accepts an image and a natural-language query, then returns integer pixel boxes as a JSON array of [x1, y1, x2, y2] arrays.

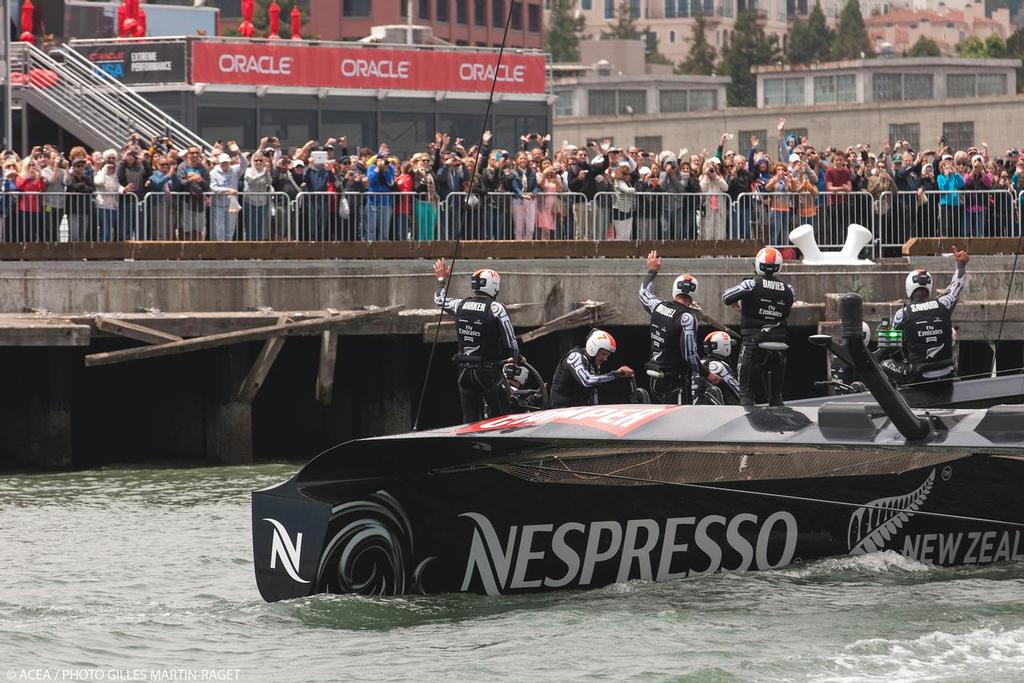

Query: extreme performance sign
[[83, 42, 187, 84], [191, 42, 547, 95]]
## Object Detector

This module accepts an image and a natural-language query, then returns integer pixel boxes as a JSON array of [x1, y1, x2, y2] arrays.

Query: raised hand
[[646, 250, 662, 272], [777, 117, 786, 133], [750, 135, 759, 149], [482, 130, 492, 144], [433, 258, 450, 280], [952, 245, 970, 264]]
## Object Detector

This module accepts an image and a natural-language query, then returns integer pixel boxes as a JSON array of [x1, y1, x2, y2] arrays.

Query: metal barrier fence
[[875, 189, 1021, 253], [0, 192, 139, 242], [294, 191, 422, 241], [142, 192, 293, 241], [735, 191, 874, 249], [439, 192, 589, 240], [2, 188, 1024, 246], [591, 191, 732, 241]]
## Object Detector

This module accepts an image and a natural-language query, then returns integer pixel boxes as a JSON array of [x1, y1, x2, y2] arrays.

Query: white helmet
[[672, 274, 698, 298], [471, 268, 500, 297], [754, 247, 783, 276], [503, 363, 530, 386], [585, 329, 617, 357], [703, 331, 733, 359], [905, 269, 932, 298], [862, 321, 871, 343]]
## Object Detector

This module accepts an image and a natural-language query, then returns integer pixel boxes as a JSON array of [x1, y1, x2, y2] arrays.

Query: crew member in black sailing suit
[[698, 331, 741, 405], [433, 258, 521, 422], [549, 329, 634, 408], [639, 250, 719, 404], [883, 246, 968, 388], [721, 247, 796, 407]]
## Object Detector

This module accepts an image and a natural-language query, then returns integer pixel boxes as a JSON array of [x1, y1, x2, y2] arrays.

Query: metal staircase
[[10, 41, 210, 151]]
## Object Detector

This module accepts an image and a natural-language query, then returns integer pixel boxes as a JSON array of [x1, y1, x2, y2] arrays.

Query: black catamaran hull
[[253, 428, 1024, 602]]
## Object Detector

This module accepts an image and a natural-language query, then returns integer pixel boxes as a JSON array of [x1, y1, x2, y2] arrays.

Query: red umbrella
[[267, 1, 281, 39], [238, 0, 255, 38], [290, 6, 301, 40], [20, 0, 35, 43]]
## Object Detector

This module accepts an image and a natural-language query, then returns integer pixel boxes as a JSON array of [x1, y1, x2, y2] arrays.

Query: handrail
[[48, 44, 211, 152]]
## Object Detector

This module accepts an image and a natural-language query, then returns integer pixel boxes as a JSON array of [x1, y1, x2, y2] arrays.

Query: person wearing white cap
[[209, 141, 248, 241], [699, 158, 728, 240], [610, 160, 636, 239]]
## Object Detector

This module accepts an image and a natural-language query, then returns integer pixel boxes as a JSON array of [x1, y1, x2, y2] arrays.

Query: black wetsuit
[[549, 346, 622, 408], [697, 358, 741, 405], [435, 280, 520, 422], [638, 271, 706, 404], [884, 260, 966, 386], [721, 275, 795, 406]]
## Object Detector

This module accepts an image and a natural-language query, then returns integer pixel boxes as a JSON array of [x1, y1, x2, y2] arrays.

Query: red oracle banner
[[191, 42, 547, 95]]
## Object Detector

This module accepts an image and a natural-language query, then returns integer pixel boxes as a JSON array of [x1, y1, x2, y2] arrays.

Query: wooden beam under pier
[[236, 316, 291, 403], [94, 316, 183, 344], [84, 305, 402, 367], [518, 302, 619, 344]]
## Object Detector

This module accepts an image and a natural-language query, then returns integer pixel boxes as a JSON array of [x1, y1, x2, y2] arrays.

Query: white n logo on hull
[[264, 517, 310, 584]]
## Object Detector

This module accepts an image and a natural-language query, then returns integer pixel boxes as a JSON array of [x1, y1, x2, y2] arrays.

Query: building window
[[343, 0, 371, 16], [437, 0, 449, 21], [588, 90, 617, 116], [888, 123, 920, 153], [873, 73, 901, 101], [946, 74, 974, 98], [474, 0, 487, 25], [636, 135, 662, 152], [554, 91, 575, 117], [873, 73, 932, 101], [618, 89, 647, 114], [582, 0, 592, 8], [510, 1, 522, 28], [689, 89, 716, 111], [720, 0, 734, 17], [456, 0, 468, 23], [813, 74, 856, 104], [764, 77, 804, 105], [738, 129, 767, 153], [836, 74, 856, 102], [904, 73, 933, 100], [419, 0, 431, 19], [942, 121, 974, 151], [528, 4, 541, 31], [665, 0, 678, 17], [493, 0, 505, 26], [401, 1, 408, 16], [669, 30, 676, 43], [659, 89, 688, 113], [604, 0, 615, 19], [631, 0, 642, 17], [704, 0, 714, 13], [978, 73, 1007, 97]]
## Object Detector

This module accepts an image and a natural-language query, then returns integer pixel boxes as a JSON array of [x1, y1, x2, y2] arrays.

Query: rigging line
[[509, 462, 1024, 529], [412, 0, 520, 432], [992, 228, 1024, 391]]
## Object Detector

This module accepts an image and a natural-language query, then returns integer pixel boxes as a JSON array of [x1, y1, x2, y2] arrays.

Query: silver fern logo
[[847, 469, 936, 555]]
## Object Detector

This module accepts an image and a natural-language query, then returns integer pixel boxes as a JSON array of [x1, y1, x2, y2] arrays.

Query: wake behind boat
[[252, 295, 1024, 602]]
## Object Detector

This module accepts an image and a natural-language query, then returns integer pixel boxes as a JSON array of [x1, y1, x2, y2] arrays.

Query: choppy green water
[[3, 465, 1024, 682]]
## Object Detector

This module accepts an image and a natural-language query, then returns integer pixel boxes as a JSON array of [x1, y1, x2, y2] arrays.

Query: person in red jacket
[[395, 161, 414, 240], [15, 160, 47, 241]]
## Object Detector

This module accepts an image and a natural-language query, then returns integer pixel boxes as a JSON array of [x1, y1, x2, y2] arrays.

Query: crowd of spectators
[[1, 118, 1022, 243]]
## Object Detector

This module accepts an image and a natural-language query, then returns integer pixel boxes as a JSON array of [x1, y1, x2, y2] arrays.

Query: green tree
[[956, 34, 1009, 58], [832, 0, 873, 60], [786, 2, 833, 64], [984, 33, 1009, 57], [601, 1, 643, 40], [545, 0, 587, 63], [645, 30, 675, 65], [906, 36, 941, 57], [721, 8, 782, 106], [1007, 27, 1024, 56], [677, 8, 717, 74]]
